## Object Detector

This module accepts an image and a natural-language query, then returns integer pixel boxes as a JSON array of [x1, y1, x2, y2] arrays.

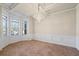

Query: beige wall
[[29, 16, 35, 34], [35, 8, 76, 36], [76, 4, 79, 36], [76, 4, 79, 50], [0, 6, 2, 36]]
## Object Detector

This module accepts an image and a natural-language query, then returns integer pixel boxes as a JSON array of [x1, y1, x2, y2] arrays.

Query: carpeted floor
[[0, 40, 79, 56]]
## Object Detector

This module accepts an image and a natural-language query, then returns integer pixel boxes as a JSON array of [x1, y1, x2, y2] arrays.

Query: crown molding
[[47, 7, 76, 16]]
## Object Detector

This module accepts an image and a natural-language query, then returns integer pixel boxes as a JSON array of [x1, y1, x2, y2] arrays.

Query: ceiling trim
[[47, 8, 75, 16]]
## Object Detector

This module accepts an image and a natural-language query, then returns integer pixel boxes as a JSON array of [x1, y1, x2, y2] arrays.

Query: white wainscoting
[[0, 34, 76, 50], [33, 34, 76, 48], [0, 34, 33, 50], [76, 36, 79, 50]]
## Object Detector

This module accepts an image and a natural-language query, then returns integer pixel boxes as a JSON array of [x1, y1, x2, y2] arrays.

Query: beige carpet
[[0, 40, 79, 56]]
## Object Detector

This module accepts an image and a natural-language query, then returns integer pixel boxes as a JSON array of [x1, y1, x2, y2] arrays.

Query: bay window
[[2, 11, 28, 36]]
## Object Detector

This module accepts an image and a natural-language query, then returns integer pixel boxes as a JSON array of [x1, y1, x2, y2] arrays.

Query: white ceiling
[[0, 3, 78, 20], [11, 3, 77, 16], [0, 3, 18, 10], [46, 3, 77, 14], [12, 3, 38, 16]]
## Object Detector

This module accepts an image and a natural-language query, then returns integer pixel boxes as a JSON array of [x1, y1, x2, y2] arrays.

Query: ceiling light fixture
[[33, 3, 46, 22]]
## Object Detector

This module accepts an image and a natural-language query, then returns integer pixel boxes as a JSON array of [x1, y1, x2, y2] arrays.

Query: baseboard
[[34, 34, 76, 48]]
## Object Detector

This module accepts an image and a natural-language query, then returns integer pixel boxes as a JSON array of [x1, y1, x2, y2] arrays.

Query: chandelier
[[33, 4, 46, 22]]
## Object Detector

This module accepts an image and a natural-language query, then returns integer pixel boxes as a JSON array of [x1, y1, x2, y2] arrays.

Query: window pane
[[23, 20, 27, 35], [11, 20, 19, 35], [2, 16, 7, 35]]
